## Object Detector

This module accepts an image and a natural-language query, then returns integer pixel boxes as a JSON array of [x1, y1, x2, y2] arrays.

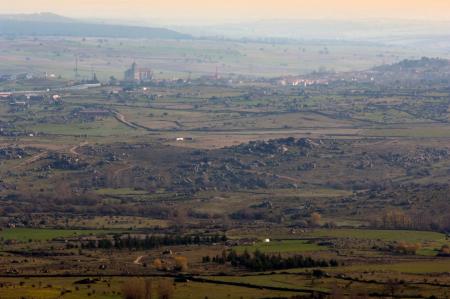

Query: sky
[[2, 0, 450, 24]]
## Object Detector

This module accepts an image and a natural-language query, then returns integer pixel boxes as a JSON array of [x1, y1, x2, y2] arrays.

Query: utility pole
[[90, 64, 96, 82], [74, 55, 79, 79]]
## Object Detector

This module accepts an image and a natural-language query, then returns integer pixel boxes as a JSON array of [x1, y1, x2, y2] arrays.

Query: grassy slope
[[0, 228, 117, 241]]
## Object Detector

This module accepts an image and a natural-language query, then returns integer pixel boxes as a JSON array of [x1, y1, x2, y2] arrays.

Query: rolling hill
[[0, 13, 191, 39]]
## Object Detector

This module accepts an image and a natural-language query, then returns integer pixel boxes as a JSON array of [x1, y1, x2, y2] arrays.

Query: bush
[[395, 242, 421, 255], [174, 256, 188, 272], [122, 278, 152, 299], [157, 280, 174, 299]]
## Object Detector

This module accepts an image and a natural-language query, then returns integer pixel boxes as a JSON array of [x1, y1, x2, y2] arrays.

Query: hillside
[[374, 57, 450, 72], [0, 12, 75, 23], [369, 57, 450, 84], [0, 13, 191, 39]]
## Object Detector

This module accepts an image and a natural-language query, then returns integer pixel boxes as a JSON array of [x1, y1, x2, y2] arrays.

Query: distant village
[[0, 61, 397, 127], [0, 61, 343, 91]]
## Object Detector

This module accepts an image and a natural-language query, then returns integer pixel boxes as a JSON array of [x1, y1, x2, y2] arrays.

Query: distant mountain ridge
[[173, 19, 450, 47], [0, 12, 75, 23], [0, 13, 191, 39]]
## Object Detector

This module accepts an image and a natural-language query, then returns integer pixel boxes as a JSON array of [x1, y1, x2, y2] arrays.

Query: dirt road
[[11, 151, 48, 170], [69, 141, 88, 155], [133, 255, 144, 265], [113, 111, 139, 129]]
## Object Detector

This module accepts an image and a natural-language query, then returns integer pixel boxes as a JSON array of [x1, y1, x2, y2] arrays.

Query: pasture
[[236, 240, 326, 254], [0, 228, 116, 242]]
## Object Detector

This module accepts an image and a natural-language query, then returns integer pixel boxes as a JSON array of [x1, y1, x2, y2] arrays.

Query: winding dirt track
[[113, 111, 139, 129], [69, 141, 88, 155], [133, 255, 144, 265], [11, 151, 48, 170], [245, 169, 301, 184], [113, 164, 134, 179]]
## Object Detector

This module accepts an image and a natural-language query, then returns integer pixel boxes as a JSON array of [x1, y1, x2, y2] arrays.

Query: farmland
[[1, 36, 442, 81], [0, 228, 117, 242], [0, 33, 450, 298]]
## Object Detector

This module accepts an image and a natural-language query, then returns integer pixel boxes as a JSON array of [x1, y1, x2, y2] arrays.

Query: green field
[[365, 126, 450, 138], [236, 239, 326, 254], [304, 229, 447, 243], [94, 188, 149, 196], [0, 228, 116, 242], [206, 274, 326, 292], [341, 259, 450, 274], [0, 277, 300, 299], [28, 118, 137, 137]]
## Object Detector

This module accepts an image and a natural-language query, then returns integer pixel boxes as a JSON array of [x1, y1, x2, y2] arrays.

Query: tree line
[[371, 209, 450, 232], [202, 249, 338, 271], [77, 234, 226, 250]]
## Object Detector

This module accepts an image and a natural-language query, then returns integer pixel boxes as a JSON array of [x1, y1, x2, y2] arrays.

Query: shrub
[[122, 278, 152, 299]]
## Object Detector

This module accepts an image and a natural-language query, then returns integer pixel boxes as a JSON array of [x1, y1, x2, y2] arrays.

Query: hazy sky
[[2, 0, 450, 23]]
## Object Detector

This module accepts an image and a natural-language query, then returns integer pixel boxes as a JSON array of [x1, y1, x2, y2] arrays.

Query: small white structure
[[264, 238, 271, 243], [176, 137, 184, 141]]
